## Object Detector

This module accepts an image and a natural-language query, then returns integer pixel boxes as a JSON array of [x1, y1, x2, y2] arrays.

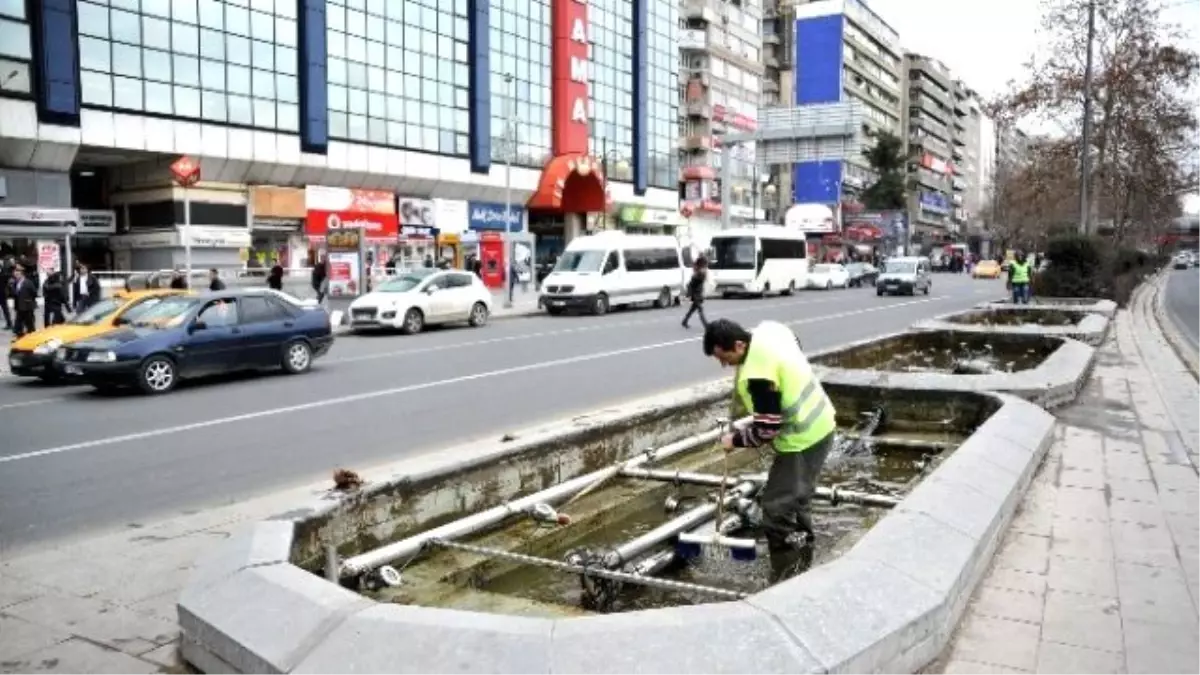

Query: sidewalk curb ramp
[[178, 374, 1057, 674]]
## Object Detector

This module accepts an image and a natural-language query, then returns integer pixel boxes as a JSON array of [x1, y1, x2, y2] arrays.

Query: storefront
[[0, 207, 117, 272], [304, 186, 398, 268], [395, 197, 439, 267], [250, 186, 307, 268], [617, 206, 686, 235], [109, 225, 252, 271]]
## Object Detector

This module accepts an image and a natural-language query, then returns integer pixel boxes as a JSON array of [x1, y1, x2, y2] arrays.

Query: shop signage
[[919, 191, 950, 214], [79, 210, 117, 232], [398, 198, 437, 227], [251, 186, 306, 228], [468, 201, 525, 232], [305, 186, 398, 242], [618, 206, 684, 227], [784, 204, 836, 233], [169, 156, 201, 187], [400, 224, 438, 239], [181, 225, 252, 248], [551, 0, 590, 155], [433, 199, 469, 234]]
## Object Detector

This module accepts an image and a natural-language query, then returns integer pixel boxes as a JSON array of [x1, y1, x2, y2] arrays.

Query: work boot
[[768, 533, 814, 583]]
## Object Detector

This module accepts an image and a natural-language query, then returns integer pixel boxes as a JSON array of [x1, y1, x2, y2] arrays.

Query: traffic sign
[[170, 155, 201, 187]]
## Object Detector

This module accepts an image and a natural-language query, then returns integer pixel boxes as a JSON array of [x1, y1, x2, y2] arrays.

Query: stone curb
[[912, 308, 1111, 347], [1147, 270, 1199, 380], [812, 329, 1097, 411], [177, 380, 1055, 674], [978, 297, 1118, 318]]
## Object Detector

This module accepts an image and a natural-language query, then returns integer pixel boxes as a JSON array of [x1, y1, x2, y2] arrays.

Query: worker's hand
[[720, 433, 736, 451]]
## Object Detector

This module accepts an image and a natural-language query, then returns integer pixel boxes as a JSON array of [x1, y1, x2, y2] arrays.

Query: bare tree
[[998, 0, 1197, 244]]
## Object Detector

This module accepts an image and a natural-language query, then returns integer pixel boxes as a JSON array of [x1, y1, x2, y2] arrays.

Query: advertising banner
[[468, 201, 525, 232], [305, 187, 398, 242], [398, 197, 437, 227], [326, 228, 363, 297]]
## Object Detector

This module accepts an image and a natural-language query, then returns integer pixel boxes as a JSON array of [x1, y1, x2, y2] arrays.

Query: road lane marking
[[0, 296, 955, 466], [0, 396, 68, 412]]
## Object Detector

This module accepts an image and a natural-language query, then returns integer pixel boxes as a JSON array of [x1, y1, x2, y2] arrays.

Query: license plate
[[552, 300, 565, 307], [64, 365, 82, 375]]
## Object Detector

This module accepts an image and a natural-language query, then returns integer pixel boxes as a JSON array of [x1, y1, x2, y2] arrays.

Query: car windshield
[[69, 298, 123, 326], [554, 250, 607, 272], [128, 296, 202, 326], [884, 261, 918, 275], [711, 237, 756, 270], [378, 269, 436, 292], [117, 296, 174, 323]]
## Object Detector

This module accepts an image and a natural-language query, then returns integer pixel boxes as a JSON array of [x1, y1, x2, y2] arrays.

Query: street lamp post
[[504, 73, 515, 309], [596, 136, 628, 231]]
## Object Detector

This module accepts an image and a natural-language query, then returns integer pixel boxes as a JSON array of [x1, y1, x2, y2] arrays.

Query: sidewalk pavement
[[934, 281, 1199, 674]]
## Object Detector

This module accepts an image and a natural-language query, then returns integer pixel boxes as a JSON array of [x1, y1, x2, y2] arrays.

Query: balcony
[[952, 177, 967, 191], [680, 164, 718, 181], [908, 115, 951, 142], [679, 134, 717, 151], [910, 97, 951, 125], [763, 78, 780, 93], [764, 53, 780, 69], [762, 30, 780, 45]]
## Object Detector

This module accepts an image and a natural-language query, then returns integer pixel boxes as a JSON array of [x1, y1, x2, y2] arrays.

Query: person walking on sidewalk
[[208, 268, 226, 292], [682, 256, 709, 329], [70, 263, 101, 312], [0, 253, 13, 330], [42, 271, 68, 326], [311, 257, 328, 304], [267, 264, 284, 290], [10, 264, 38, 338], [1008, 251, 1033, 304], [703, 318, 838, 582]]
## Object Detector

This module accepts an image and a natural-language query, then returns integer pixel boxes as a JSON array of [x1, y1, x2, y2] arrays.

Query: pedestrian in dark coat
[[42, 271, 67, 326]]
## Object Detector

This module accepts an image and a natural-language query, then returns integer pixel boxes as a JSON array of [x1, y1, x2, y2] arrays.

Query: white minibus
[[539, 231, 687, 315], [708, 226, 809, 297]]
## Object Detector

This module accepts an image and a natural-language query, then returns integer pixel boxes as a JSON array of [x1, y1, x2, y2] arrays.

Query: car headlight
[[56, 347, 67, 361], [34, 338, 63, 355], [86, 351, 117, 363]]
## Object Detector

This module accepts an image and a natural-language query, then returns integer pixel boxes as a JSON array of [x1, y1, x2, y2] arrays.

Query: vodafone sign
[[304, 186, 398, 242], [551, 0, 589, 155]]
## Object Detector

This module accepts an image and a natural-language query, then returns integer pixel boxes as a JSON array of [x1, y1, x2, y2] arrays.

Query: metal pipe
[[630, 515, 745, 577], [429, 538, 747, 600], [324, 544, 339, 583], [623, 468, 900, 508], [602, 481, 758, 568], [839, 434, 957, 451], [339, 423, 742, 578]]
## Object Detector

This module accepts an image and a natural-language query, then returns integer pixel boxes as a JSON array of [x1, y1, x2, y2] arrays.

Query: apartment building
[[678, 0, 766, 241], [902, 52, 959, 243], [758, 0, 903, 223], [952, 81, 985, 233]]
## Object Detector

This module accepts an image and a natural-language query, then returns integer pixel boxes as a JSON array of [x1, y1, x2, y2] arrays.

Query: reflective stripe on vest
[[736, 322, 837, 453], [1010, 261, 1030, 284]]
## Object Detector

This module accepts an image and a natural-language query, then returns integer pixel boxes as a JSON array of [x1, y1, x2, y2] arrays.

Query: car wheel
[[282, 339, 313, 374], [876, 288, 884, 296], [401, 308, 424, 334], [546, 306, 565, 316], [37, 371, 61, 383], [782, 280, 795, 296], [138, 355, 177, 395], [469, 302, 489, 327], [721, 291, 733, 299], [655, 287, 672, 309], [923, 283, 931, 295], [592, 293, 609, 316]]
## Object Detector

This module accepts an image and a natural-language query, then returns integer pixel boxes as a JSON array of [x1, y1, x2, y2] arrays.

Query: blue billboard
[[467, 201, 524, 232]]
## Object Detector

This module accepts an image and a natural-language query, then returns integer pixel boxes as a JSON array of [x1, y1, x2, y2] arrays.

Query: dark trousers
[[13, 309, 36, 337], [1011, 282, 1030, 304], [44, 305, 65, 327], [0, 293, 10, 328], [761, 431, 834, 580], [682, 299, 707, 327]]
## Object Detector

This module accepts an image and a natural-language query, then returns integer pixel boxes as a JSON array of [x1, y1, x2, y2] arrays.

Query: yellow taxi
[[973, 260, 1002, 279], [8, 289, 189, 380]]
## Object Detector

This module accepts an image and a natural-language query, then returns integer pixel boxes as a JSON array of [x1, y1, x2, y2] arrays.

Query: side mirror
[[424, 285, 439, 295], [112, 316, 127, 326], [189, 319, 208, 333]]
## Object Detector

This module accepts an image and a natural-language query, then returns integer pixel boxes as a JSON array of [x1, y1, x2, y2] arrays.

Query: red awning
[[526, 153, 608, 213]]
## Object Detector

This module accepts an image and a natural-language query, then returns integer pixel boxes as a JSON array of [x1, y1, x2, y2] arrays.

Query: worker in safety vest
[[703, 318, 838, 582], [1007, 251, 1033, 305]]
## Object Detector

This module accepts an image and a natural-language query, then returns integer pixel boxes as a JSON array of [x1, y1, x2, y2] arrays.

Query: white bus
[[708, 226, 809, 297], [539, 231, 688, 315]]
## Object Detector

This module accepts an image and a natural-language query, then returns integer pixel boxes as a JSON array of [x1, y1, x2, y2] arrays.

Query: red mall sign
[[551, 0, 589, 156], [170, 155, 201, 187]]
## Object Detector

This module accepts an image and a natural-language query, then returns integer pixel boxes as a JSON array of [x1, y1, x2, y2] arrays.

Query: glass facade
[[326, 0, 470, 156], [77, 0, 300, 131], [488, 0, 551, 167], [0, 0, 33, 95], [585, 0, 633, 176], [645, 0, 678, 189]]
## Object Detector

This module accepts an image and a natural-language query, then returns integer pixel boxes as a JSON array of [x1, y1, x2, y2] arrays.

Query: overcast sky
[[868, 0, 1200, 212]]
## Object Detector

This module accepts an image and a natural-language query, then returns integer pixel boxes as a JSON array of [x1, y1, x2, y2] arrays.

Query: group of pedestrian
[[1, 256, 103, 339]]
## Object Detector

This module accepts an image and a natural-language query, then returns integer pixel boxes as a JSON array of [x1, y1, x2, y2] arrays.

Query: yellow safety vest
[[735, 321, 837, 453], [1010, 261, 1031, 284]]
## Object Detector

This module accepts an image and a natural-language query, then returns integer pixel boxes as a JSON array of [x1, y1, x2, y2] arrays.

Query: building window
[[586, 0, 634, 171], [327, 0, 469, 156], [0, 0, 33, 96], [488, 0, 551, 168], [76, 0, 299, 132], [646, 0, 678, 189]]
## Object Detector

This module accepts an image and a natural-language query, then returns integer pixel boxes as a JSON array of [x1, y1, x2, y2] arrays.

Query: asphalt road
[[0, 274, 999, 554], [1165, 267, 1199, 354]]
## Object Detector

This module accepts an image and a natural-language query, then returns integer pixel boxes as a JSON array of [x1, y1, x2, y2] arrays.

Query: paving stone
[[1061, 429, 1106, 472], [969, 585, 1045, 624], [1165, 513, 1200, 552], [137, 641, 183, 670], [946, 614, 1041, 672], [1035, 641, 1124, 674], [0, 637, 159, 674], [1054, 487, 1110, 523], [1115, 561, 1198, 624], [1051, 518, 1115, 561], [0, 614, 71, 662], [1009, 503, 1055, 537], [3, 593, 177, 652], [1111, 521, 1181, 568], [1105, 453, 1153, 483], [1149, 462, 1200, 493], [1105, 477, 1160, 504], [982, 567, 1048, 597], [1108, 497, 1170, 528], [994, 532, 1053, 575], [1059, 468, 1107, 490], [0, 578, 44, 611], [1104, 437, 1143, 456], [1158, 488, 1200, 515], [1041, 590, 1122, 652], [1046, 555, 1117, 597], [942, 658, 1032, 674], [1123, 617, 1200, 674]]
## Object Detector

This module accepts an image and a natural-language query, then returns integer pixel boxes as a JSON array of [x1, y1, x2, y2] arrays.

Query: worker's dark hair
[[703, 318, 751, 356]]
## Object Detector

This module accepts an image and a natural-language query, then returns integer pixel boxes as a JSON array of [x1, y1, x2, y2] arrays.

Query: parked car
[[876, 257, 932, 296], [347, 268, 492, 333], [54, 290, 334, 394], [7, 289, 189, 381], [843, 262, 878, 287], [807, 263, 850, 290], [973, 259, 1003, 279]]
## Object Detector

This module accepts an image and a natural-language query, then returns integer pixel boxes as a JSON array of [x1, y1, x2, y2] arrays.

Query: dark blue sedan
[[54, 290, 335, 394]]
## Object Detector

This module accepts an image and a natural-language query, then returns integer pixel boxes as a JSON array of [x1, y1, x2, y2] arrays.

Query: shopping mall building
[[0, 0, 680, 273]]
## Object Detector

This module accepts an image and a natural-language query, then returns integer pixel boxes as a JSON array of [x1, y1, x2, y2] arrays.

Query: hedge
[[1031, 234, 1164, 307]]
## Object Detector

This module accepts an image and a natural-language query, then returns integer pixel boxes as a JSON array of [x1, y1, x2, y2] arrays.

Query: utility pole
[[1079, 0, 1097, 234], [504, 73, 515, 309]]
